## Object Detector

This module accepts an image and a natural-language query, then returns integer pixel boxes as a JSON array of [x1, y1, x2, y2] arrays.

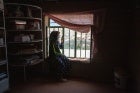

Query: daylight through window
[[48, 19, 91, 59]]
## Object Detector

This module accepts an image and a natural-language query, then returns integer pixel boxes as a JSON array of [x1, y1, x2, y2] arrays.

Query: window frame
[[47, 19, 92, 62]]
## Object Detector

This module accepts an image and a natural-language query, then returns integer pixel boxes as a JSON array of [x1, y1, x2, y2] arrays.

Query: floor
[[6, 77, 129, 93]]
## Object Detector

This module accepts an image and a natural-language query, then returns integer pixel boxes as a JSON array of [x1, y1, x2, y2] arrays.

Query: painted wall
[[70, 6, 132, 84], [128, 6, 140, 93]]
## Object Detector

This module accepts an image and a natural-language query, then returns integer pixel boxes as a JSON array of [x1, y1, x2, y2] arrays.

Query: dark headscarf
[[49, 31, 61, 56], [49, 31, 60, 44]]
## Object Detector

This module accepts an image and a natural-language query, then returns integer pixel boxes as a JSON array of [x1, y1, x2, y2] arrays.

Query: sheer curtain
[[91, 8, 107, 60], [47, 12, 93, 33]]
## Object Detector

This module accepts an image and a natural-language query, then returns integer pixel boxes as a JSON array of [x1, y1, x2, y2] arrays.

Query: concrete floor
[[6, 77, 129, 93]]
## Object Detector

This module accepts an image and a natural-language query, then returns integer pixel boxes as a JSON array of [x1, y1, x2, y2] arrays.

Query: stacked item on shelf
[[0, 0, 9, 92]]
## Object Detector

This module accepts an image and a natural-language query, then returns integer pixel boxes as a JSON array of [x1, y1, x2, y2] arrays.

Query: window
[[47, 19, 91, 60]]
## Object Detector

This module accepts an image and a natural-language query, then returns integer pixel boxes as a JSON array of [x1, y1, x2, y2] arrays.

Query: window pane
[[76, 32, 81, 58], [50, 19, 60, 26], [81, 33, 86, 58], [64, 28, 70, 57], [86, 32, 91, 58], [69, 30, 75, 57]]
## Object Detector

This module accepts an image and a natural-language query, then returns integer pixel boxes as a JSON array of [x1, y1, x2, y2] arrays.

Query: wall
[[70, 5, 132, 84], [129, 6, 140, 93]]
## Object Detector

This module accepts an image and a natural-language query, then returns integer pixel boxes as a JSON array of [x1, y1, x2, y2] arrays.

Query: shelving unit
[[5, 3, 43, 81], [0, 0, 9, 92]]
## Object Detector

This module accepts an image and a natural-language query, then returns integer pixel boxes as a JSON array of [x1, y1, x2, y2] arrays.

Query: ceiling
[[4, 0, 131, 13]]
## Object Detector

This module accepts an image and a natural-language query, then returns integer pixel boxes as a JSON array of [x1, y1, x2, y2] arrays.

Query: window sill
[[68, 58, 90, 63]]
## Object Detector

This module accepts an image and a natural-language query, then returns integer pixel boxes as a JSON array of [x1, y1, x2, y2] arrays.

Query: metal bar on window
[[90, 27, 92, 61], [75, 32, 77, 58], [62, 27, 64, 54], [48, 18, 50, 27], [48, 27, 51, 53], [49, 27, 50, 35], [69, 29, 70, 57], [46, 26, 49, 57], [80, 33, 82, 58], [85, 33, 87, 58]]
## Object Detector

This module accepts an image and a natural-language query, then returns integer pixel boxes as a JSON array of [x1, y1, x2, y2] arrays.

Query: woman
[[49, 31, 71, 81]]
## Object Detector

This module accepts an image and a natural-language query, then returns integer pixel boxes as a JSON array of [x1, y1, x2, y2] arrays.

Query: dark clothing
[[48, 31, 71, 79]]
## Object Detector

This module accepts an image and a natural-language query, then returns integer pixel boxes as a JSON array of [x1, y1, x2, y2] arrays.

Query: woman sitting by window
[[48, 31, 71, 81]]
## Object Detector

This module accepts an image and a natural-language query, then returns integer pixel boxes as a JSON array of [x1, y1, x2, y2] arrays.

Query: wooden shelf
[[6, 29, 42, 32], [5, 3, 43, 82], [7, 40, 43, 44], [10, 58, 43, 66], [5, 3, 41, 9], [6, 17, 42, 21], [8, 50, 43, 56]]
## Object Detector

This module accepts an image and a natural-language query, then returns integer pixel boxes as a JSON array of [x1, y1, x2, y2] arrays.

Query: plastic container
[[114, 67, 129, 89]]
